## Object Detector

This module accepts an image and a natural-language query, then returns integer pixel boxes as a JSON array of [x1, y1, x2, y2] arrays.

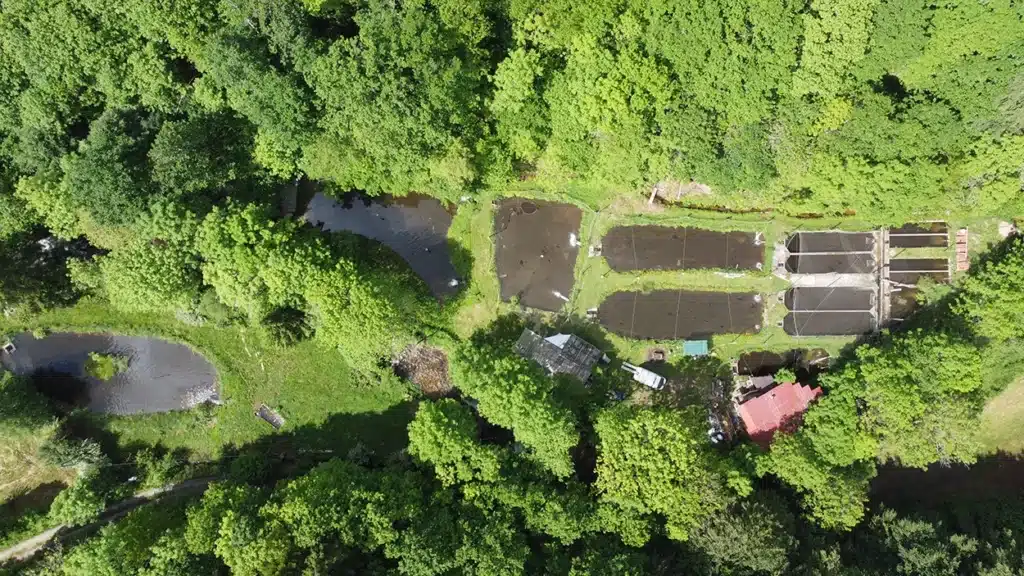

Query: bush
[[67, 258, 104, 296], [195, 290, 240, 327], [227, 451, 270, 485], [39, 437, 106, 471], [774, 368, 797, 383], [48, 473, 109, 526], [259, 307, 312, 347], [83, 352, 129, 381], [135, 448, 189, 489]]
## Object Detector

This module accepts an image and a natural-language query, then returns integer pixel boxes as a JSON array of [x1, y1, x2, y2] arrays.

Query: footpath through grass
[[0, 299, 412, 460]]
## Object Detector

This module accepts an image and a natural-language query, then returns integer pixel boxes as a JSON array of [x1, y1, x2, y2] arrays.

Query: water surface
[[304, 192, 459, 298], [1, 332, 218, 415]]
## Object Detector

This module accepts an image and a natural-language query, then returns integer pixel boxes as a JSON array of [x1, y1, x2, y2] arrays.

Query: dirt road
[[0, 476, 215, 564]]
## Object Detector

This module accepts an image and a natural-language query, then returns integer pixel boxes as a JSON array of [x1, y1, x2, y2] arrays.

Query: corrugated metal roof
[[737, 382, 822, 448], [515, 329, 601, 382]]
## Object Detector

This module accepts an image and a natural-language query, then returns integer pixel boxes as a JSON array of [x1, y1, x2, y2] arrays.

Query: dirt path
[[0, 477, 216, 564]]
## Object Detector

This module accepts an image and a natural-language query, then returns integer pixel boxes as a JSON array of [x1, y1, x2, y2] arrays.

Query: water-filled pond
[[303, 191, 460, 298], [0, 332, 218, 415]]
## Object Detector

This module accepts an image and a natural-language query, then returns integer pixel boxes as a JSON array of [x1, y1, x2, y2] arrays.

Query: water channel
[[1, 332, 218, 415]]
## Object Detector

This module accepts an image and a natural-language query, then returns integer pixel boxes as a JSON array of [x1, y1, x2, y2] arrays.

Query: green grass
[[447, 193, 518, 338], [979, 377, 1024, 455], [0, 424, 75, 503], [0, 299, 412, 460]]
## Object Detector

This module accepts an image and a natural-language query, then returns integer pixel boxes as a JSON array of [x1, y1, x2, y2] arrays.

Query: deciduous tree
[[594, 405, 741, 542], [407, 399, 501, 486], [452, 339, 578, 478]]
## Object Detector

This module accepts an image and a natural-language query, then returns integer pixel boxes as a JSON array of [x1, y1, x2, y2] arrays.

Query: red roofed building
[[737, 382, 822, 448]]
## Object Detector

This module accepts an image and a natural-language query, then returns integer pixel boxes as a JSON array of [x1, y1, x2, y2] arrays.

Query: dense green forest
[[1, 0, 1024, 574], [0, 0, 1022, 224]]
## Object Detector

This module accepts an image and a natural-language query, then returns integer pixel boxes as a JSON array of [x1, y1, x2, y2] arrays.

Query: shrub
[[259, 307, 312, 347], [39, 437, 106, 471], [67, 258, 104, 296], [227, 451, 271, 485], [48, 473, 109, 526], [135, 448, 189, 489], [774, 368, 797, 383], [195, 290, 240, 327], [83, 352, 129, 381]]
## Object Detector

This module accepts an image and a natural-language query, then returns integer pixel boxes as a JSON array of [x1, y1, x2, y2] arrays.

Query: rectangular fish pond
[[889, 222, 949, 248], [889, 258, 949, 285], [783, 311, 876, 336], [494, 198, 582, 311], [602, 226, 764, 272], [598, 290, 763, 340], [781, 287, 877, 336], [785, 231, 877, 274], [304, 191, 460, 298], [0, 332, 218, 415]]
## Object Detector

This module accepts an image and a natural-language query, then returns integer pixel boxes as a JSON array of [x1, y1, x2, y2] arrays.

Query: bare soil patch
[[494, 198, 581, 311]]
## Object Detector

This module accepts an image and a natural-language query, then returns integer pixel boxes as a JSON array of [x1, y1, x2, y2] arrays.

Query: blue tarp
[[682, 340, 709, 356]]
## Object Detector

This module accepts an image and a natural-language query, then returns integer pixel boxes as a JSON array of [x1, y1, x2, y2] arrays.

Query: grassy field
[[979, 377, 1024, 454], [448, 193, 514, 338], [0, 423, 76, 503], [0, 300, 412, 462]]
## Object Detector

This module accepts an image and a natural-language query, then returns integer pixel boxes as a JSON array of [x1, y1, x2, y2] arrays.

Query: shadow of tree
[[871, 452, 1024, 516], [1, 482, 64, 519], [214, 401, 420, 482]]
